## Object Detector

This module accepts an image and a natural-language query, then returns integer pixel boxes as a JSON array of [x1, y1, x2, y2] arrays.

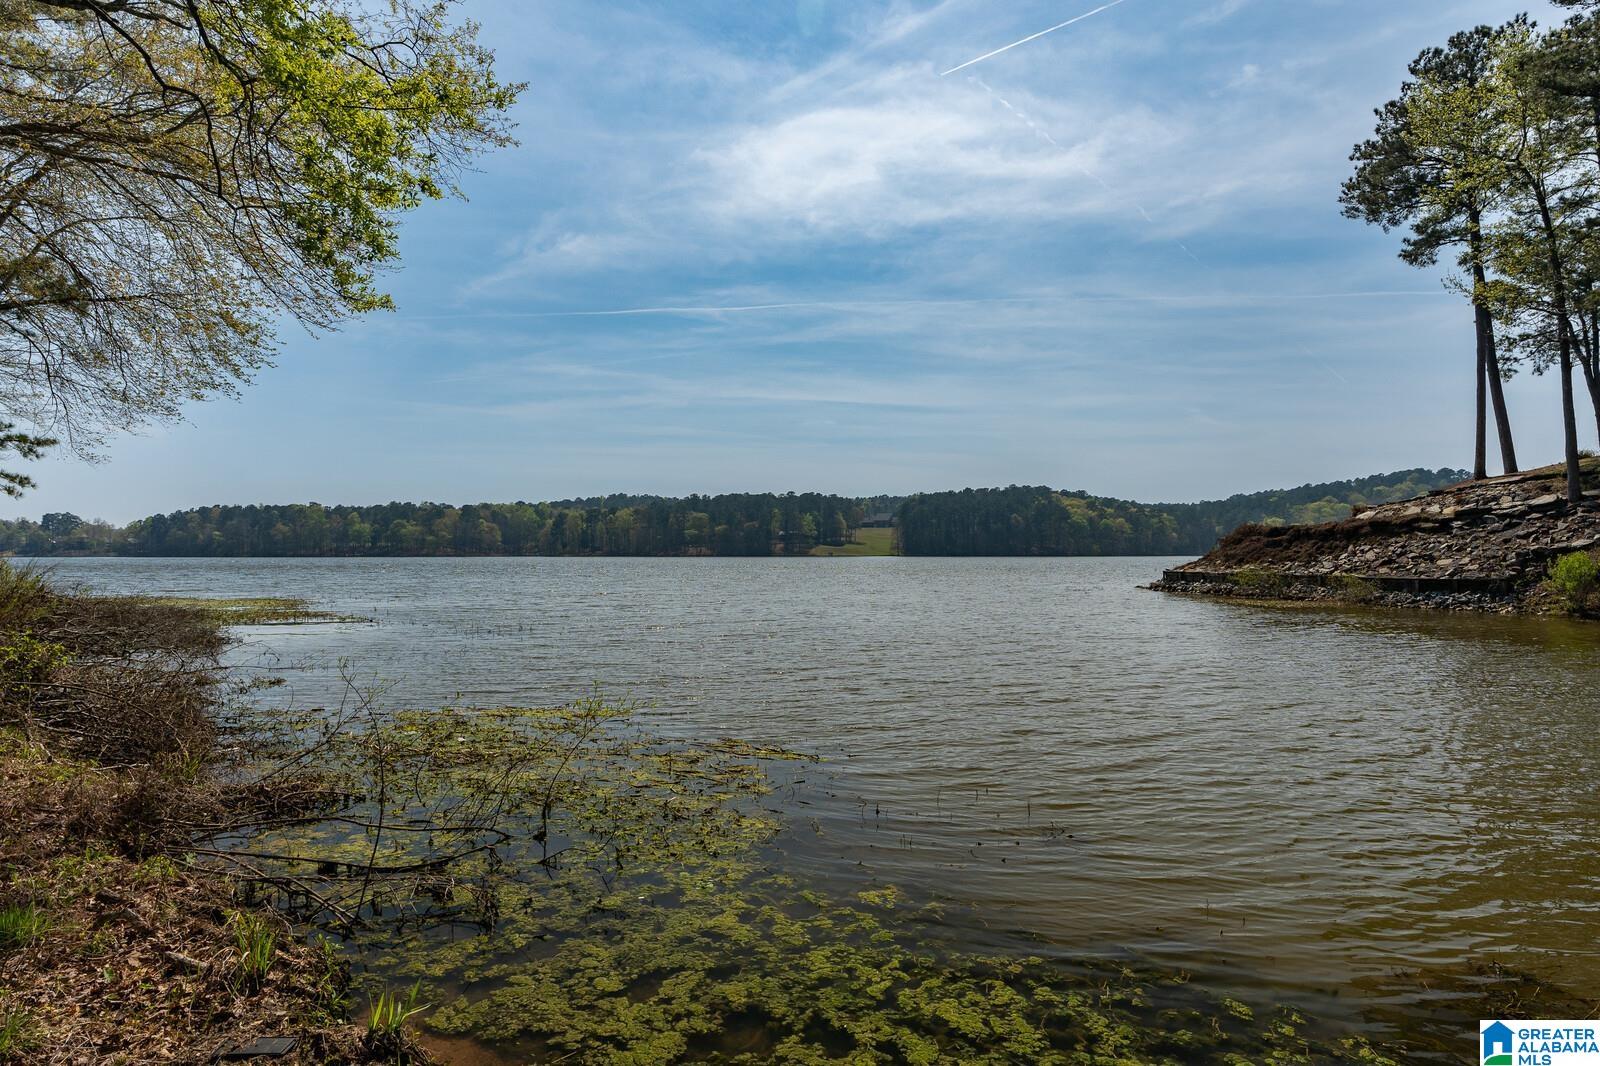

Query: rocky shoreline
[[1152, 459, 1600, 616], [1152, 574, 1528, 613]]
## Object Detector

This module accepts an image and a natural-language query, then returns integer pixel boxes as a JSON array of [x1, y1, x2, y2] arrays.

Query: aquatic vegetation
[[220, 695, 795, 930], [366, 980, 428, 1061], [214, 695, 1399, 1064], [415, 869, 1392, 1064], [368, 981, 426, 1037], [139, 596, 369, 625]]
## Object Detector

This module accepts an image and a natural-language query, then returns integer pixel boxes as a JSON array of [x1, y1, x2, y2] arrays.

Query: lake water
[[38, 555, 1600, 1050]]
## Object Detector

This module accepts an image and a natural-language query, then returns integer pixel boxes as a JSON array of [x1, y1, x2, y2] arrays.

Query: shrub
[[1547, 551, 1600, 615], [0, 632, 68, 710], [0, 564, 53, 633], [4, 601, 219, 766]]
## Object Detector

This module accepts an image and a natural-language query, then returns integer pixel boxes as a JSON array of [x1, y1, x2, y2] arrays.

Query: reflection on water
[[39, 556, 1600, 1036]]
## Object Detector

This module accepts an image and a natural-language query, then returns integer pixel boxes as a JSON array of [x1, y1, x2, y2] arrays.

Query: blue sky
[[5, 0, 1579, 523]]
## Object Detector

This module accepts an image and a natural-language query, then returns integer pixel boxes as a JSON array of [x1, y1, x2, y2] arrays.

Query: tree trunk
[[1531, 185, 1583, 501], [1473, 313, 1487, 481], [1580, 326, 1600, 447], [1576, 92, 1600, 446], [1468, 209, 1517, 474], [1482, 309, 1518, 474], [1562, 334, 1583, 502]]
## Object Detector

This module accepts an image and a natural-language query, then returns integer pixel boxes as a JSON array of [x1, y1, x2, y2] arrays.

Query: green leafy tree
[[1409, 23, 1593, 499], [0, 0, 520, 481], [1523, 1, 1600, 444], [0, 423, 53, 497], [1342, 20, 1527, 480], [683, 511, 711, 549], [38, 511, 79, 536]]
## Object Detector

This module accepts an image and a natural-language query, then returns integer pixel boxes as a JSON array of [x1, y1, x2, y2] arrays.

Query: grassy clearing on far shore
[[811, 527, 896, 557]]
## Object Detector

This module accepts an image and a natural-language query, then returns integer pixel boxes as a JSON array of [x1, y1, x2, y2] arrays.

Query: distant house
[[1483, 1021, 1513, 1065], [860, 512, 895, 528]]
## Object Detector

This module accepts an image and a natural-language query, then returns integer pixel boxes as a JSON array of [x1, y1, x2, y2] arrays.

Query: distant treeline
[[893, 469, 1467, 556], [6, 495, 889, 558], [0, 470, 1464, 558]]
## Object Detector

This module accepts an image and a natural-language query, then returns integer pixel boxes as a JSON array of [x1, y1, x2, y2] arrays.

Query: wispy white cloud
[[459, 0, 1367, 299], [1185, 0, 1254, 28], [1226, 63, 1262, 91], [462, 224, 655, 294], [696, 69, 1125, 233]]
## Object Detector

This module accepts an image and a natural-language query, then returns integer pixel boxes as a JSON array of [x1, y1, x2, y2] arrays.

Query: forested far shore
[[894, 469, 1466, 556], [0, 469, 1465, 558], [19, 494, 877, 558]]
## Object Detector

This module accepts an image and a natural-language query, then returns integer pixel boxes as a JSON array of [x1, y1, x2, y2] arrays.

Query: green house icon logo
[[1482, 1021, 1513, 1065]]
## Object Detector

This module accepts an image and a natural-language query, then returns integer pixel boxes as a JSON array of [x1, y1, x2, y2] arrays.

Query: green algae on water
[[220, 698, 1398, 1065], [141, 596, 370, 625]]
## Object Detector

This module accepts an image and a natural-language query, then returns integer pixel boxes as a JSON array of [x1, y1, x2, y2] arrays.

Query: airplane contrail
[[940, 0, 1132, 76], [410, 292, 1453, 322]]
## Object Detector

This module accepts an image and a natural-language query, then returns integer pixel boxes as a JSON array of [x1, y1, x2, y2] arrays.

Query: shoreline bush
[[1547, 551, 1600, 615]]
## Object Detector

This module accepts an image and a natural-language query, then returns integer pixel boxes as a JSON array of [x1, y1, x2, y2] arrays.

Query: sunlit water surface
[[39, 556, 1600, 1043]]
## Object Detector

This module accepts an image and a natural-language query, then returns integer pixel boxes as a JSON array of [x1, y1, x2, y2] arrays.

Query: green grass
[[229, 910, 277, 992], [365, 981, 426, 1060], [0, 1004, 38, 1057], [1229, 566, 1288, 594], [0, 903, 46, 952], [811, 527, 896, 557], [1330, 574, 1380, 604]]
